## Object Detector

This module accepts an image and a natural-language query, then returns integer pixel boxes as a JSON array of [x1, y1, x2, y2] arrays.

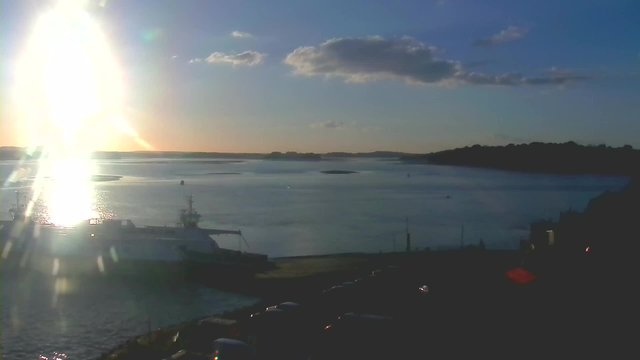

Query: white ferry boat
[[0, 193, 272, 277]]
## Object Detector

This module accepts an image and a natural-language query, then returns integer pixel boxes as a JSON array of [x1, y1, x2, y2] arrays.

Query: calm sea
[[0, 158, 628, 359]]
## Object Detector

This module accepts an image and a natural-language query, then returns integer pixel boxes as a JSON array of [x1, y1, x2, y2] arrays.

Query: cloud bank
[[473, 26, 528, 47], [285, 36, 588, 87], [285, 36, 460, 85]]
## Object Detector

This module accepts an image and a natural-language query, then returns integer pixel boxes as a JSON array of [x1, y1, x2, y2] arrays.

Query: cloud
[[285, 36, 461, 85], [473, 26, 528, 47], [456, 70, 589, 86], [522, 67, 591, 85], [457, 72, 523, 86], [310, 120, 345, 129], [285, 36, 590, 88], [189, 51, 266, 66], [231, 31, 253, 38]]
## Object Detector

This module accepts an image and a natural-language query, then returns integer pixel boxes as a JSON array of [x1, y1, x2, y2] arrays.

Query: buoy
[[180, 180, 185, 186]]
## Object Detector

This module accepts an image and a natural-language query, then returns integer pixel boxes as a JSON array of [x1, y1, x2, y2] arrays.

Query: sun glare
[[44, 157, 99, 226], [13, 0, 137, 225]]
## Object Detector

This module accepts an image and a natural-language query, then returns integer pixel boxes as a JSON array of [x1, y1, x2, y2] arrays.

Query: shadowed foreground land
[[100, 176, 638, 360], [102, 249, 630, 360]]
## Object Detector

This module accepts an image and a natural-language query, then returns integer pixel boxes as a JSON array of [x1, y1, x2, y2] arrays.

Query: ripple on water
[[0, 273, 258, 360]]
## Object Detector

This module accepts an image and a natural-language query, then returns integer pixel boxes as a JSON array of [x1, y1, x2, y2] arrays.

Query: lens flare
[[43, 156, 99, 226], [14, 0, 152, 224]]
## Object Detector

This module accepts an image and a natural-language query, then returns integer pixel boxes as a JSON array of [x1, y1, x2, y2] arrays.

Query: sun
[[13, 0, 124, 225]]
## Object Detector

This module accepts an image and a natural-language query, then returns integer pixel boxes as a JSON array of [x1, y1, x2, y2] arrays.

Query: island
[[0, 147, 415, 161], [263, 151, 323, 161], [320, 170, 359, 174], [401, 142, 639, 176], [325, 151, 409, 158], [90, 175, 123, 182]]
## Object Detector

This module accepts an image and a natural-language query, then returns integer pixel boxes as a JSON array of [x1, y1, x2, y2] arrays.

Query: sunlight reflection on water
[[41, 158, 100, 226]]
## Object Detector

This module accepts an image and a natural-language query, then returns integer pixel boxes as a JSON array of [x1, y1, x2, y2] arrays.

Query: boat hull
[[0, 223, 272, 279]]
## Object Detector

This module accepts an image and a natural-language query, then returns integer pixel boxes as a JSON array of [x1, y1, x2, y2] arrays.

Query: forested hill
[[401, 142, 639, 176]]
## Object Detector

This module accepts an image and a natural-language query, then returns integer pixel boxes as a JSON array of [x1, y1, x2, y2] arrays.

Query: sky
[[1, 0, 639, 153]]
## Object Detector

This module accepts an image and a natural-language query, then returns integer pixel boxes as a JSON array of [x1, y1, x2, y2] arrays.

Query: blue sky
[[1, 0, 639, 153]]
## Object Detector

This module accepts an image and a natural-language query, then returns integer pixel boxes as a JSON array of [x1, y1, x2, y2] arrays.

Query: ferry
[[0, 193, 273, 277]]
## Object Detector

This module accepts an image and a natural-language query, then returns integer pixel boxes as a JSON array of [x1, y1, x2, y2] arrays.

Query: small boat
[[180, 180, 185, 185]]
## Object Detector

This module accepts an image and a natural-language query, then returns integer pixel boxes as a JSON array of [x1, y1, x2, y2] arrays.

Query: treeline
[[1, 147, 407, 161], [263, 151, 322, 161], [401, 142, 639, 176], [325, 151, 409, 158], [530, 176, 639, 254]]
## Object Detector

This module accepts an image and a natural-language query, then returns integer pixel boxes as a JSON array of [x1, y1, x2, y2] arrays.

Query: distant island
[[320, 170, 359, 174], [263, 152, 323, 161], [401, 142, 639, 176], [2, 143, 638, 176], [325, 151, 410, 158], [0, 147, 406, 161]]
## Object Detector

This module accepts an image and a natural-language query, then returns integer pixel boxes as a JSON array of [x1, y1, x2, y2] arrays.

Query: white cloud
[[231, 31, 253, 38], [285, 36, 461, 85], [473, 26, 528, 47], [204, 51, 266, 66], [285, 36, 590, 88], [310, 120, 345, 129], [189, 52, 266, 66]]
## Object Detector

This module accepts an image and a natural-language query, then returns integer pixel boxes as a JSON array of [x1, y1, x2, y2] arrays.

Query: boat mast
[[180, 195, 201, 229]]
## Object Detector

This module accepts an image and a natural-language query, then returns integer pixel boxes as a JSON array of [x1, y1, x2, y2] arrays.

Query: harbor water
[[0, 157, 628, 359]]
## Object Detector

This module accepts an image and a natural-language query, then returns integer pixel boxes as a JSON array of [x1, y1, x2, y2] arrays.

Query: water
[[0, 158, 628, 359], [0, 273, 257, 360], [0, 158, 627, 254]]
